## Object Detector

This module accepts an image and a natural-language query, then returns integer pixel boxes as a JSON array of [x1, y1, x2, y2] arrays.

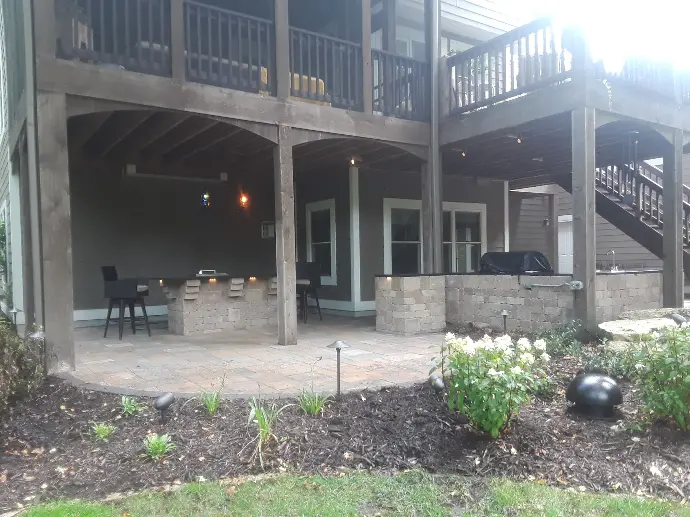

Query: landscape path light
[[326, 340, 350, 399]]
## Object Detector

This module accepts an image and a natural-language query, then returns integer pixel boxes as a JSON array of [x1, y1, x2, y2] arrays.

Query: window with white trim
[[384, 199, 487, 275], [306, 199, 337, 286]]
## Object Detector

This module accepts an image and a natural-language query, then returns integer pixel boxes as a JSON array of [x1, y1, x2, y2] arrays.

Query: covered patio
[[70, 316, 438, 397]]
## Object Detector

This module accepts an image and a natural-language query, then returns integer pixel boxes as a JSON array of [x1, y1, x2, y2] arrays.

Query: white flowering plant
[[437, 333, 549, 438]]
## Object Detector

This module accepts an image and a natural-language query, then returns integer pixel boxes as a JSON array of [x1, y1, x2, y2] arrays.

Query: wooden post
[[421, 163, 433, 273], [35, 92, 75, 371], [31, 0, 56, 59], [18, 143, 36, 329], [571, 107, 596, 332], [547, 194, 559, 273], [171, 0, 186, 82], [274, 125, 298, 346], [382, 0, 396, 52], [361, 0, 373, 114], [274, 0, 291, 99], [663, 128, 684, 308]]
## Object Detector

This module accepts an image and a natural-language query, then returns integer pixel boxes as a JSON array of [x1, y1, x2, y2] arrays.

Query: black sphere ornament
[[566, 373, 622, 418], [669, 313, 687, 326]]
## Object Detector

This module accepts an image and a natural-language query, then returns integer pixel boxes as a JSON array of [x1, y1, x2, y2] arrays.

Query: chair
[[296, 262, 322, 323], [101, 266, 151, 340]]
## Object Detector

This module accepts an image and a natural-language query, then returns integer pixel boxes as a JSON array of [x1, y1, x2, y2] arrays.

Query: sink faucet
[[607, 250, 617, 271]]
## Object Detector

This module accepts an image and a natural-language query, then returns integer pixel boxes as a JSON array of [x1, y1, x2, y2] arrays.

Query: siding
[[1, 0, 25, 125], [70, 151, 278, 311], [510, 193, 548, 252], [359, 172, 506, 301], [296, 165, 351, 302]]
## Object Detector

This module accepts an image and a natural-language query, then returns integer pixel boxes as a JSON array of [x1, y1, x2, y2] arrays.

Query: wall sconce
[[239, 193, 249, 209], [159, 279, 164, 286], [542, 218, 550, 227]]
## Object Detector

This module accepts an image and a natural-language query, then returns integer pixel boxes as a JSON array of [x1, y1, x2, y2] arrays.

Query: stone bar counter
[[161, 276, 278, 335]]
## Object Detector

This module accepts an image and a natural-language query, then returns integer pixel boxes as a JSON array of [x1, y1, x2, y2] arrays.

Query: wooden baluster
[[195, 6, 202, 78], [247, 20, 254, 88], [207, 7, 213, 81], [185, 2, 191, 77], [229, 15, 235, 86], [218, 11, 224, 85]]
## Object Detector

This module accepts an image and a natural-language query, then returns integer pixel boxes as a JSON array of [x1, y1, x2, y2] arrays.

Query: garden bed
[[1, 359, 690, 513]]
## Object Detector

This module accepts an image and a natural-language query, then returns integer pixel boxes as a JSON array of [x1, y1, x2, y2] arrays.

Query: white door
[[558, 215, 574, 274]]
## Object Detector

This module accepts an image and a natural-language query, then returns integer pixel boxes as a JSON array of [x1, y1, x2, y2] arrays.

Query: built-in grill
[[479, 251, 553, 275]]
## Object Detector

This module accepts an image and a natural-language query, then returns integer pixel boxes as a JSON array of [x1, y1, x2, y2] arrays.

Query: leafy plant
[[91, 423, 115, 442], [144, 433, 177, 461], [580, 340, 637, 380], [629, 327, 690, 430], [200, 391, 221, 416], [297, 390, 332, 416], [0, 322, 44, 416], [443, 334, 550, 438], [247, 398, 292, 468], [533, 322, 583, 357], [121, 396, 143, 416]]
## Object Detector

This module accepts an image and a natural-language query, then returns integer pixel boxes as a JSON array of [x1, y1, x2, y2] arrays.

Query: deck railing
[[372, 50, 429, 121], [289, 28, 362, 110], [596, 163, 690, 246], [593, 58, 676, 101], [447, 19, 572, 115], [55, 0, 172, 76], [184, 2, 274, 94]]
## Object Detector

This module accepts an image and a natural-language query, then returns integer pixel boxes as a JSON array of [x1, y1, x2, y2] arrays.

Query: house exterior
[[0, 0, 687, 372]]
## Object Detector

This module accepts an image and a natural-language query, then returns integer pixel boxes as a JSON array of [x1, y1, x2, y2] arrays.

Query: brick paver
[[71, 316, 443, 398]]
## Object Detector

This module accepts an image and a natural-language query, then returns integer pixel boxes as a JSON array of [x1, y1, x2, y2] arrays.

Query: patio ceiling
[[68, 110, 426, 181], [441, 113, 671, 189]]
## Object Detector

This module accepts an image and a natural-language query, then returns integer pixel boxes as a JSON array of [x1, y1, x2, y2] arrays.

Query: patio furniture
[[297, 262, 322, 323], [101, 266, 151, 340]]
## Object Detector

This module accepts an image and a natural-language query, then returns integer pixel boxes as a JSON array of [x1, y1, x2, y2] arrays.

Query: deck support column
[[663, 128, 684, 308], [34, 92, 75, 371], [170, 0, 186, 82], [547, 194, 559, 273], [571, 107, 596, 332], [361, 0, 373, 114], [274, 126, 298, 346], [274, 0, 291, 100]]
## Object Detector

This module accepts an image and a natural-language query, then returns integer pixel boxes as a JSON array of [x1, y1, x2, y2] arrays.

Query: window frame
[[383, 198, 487, 275], [305, 198, 337, 286]]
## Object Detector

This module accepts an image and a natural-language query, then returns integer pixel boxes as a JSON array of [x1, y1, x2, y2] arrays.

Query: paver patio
[[69, 316, 443, 397]]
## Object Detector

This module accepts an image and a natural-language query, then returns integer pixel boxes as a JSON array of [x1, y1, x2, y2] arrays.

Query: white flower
[[540, 352, 551, 363], [496, 335, 513, 347], [487, 368, 502, 376], [533, 339, 547, 351], [445, 332, 456, 342], [635, 363, 645, 371], [510, 365, 523, 375], [503, 347, 515, 358], [461, 338, 477, 356], [519, 352, 535, 365], [517, 337, 531, 351]]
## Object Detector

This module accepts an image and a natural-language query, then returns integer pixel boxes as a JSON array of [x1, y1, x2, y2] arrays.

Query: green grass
[[22, 472, 690, 517]]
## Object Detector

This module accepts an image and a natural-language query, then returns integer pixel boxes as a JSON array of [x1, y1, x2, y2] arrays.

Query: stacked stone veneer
[[445, 275, 575, 333], [164, 277, 278, 335], [595, 272, 662, 322], [375, 276, 446, 334]]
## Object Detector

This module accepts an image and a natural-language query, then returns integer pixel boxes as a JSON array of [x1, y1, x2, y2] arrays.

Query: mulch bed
[[2, 358, 690, 512]]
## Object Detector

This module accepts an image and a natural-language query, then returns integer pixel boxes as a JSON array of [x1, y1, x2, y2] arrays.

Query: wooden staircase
[[558, 162, 690, 272]]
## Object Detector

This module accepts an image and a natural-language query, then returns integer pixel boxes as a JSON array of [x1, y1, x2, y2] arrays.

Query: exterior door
[[558, 215, 574, 274]]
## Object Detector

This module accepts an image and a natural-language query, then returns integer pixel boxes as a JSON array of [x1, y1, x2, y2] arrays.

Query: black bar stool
[[101, 266, 151, 339]]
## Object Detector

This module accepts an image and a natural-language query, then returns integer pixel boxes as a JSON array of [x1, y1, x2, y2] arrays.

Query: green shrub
[[534, 322, 583, 357], [580, 341, 637, 380], [121, 396, 143, 416], [200, 391, 221, 416], [630, 328, 690, 430], [247, 398, 292, 468], [0, 321, 44, 415], [144, 433, 177, 460], [443, 334, 549, 438], [297, 390, 332, 416], [91, 423, 115, 442]]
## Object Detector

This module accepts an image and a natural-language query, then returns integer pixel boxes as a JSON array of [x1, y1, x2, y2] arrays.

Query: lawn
[[23, 471, 690, 517]]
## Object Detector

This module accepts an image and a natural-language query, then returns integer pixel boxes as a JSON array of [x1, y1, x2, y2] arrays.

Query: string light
[[239, 193, 249, 208]]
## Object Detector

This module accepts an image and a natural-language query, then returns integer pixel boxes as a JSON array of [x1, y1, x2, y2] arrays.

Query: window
[[385, 199, 486, 274], [306, 199, 336, 286]]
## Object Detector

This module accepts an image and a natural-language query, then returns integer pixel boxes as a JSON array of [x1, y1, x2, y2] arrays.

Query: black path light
[[501, 309, 509, 334], [154, 392, 175, 423], [327, 340, 350, 399]]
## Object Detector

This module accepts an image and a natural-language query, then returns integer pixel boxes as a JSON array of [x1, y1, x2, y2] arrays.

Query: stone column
[[571, 107, 596, 332], [35, 92, 75, 371], [663, 128, 684, 308], [274, 126, 298, 345]]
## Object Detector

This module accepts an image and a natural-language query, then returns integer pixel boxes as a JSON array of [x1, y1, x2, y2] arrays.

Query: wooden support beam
[[361, 0, 373, 114], [69, 111, 112, 151], [32, 0, 56, 59], [274, 0, 290, 99], [382, 0, 396, 52], [91, 111, 155, 158], [274, 126, 297, 346], [571, 107, 596, 333], [125, 112, 191, 159], [144, 118, 218, 157], [171, 0, 186, 82], [547, 194, 559, 273], [421, 163, 434, 273], [172, 127, 244, 162], [36, 92, 74, 371], [663, 128, 684, 307]]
